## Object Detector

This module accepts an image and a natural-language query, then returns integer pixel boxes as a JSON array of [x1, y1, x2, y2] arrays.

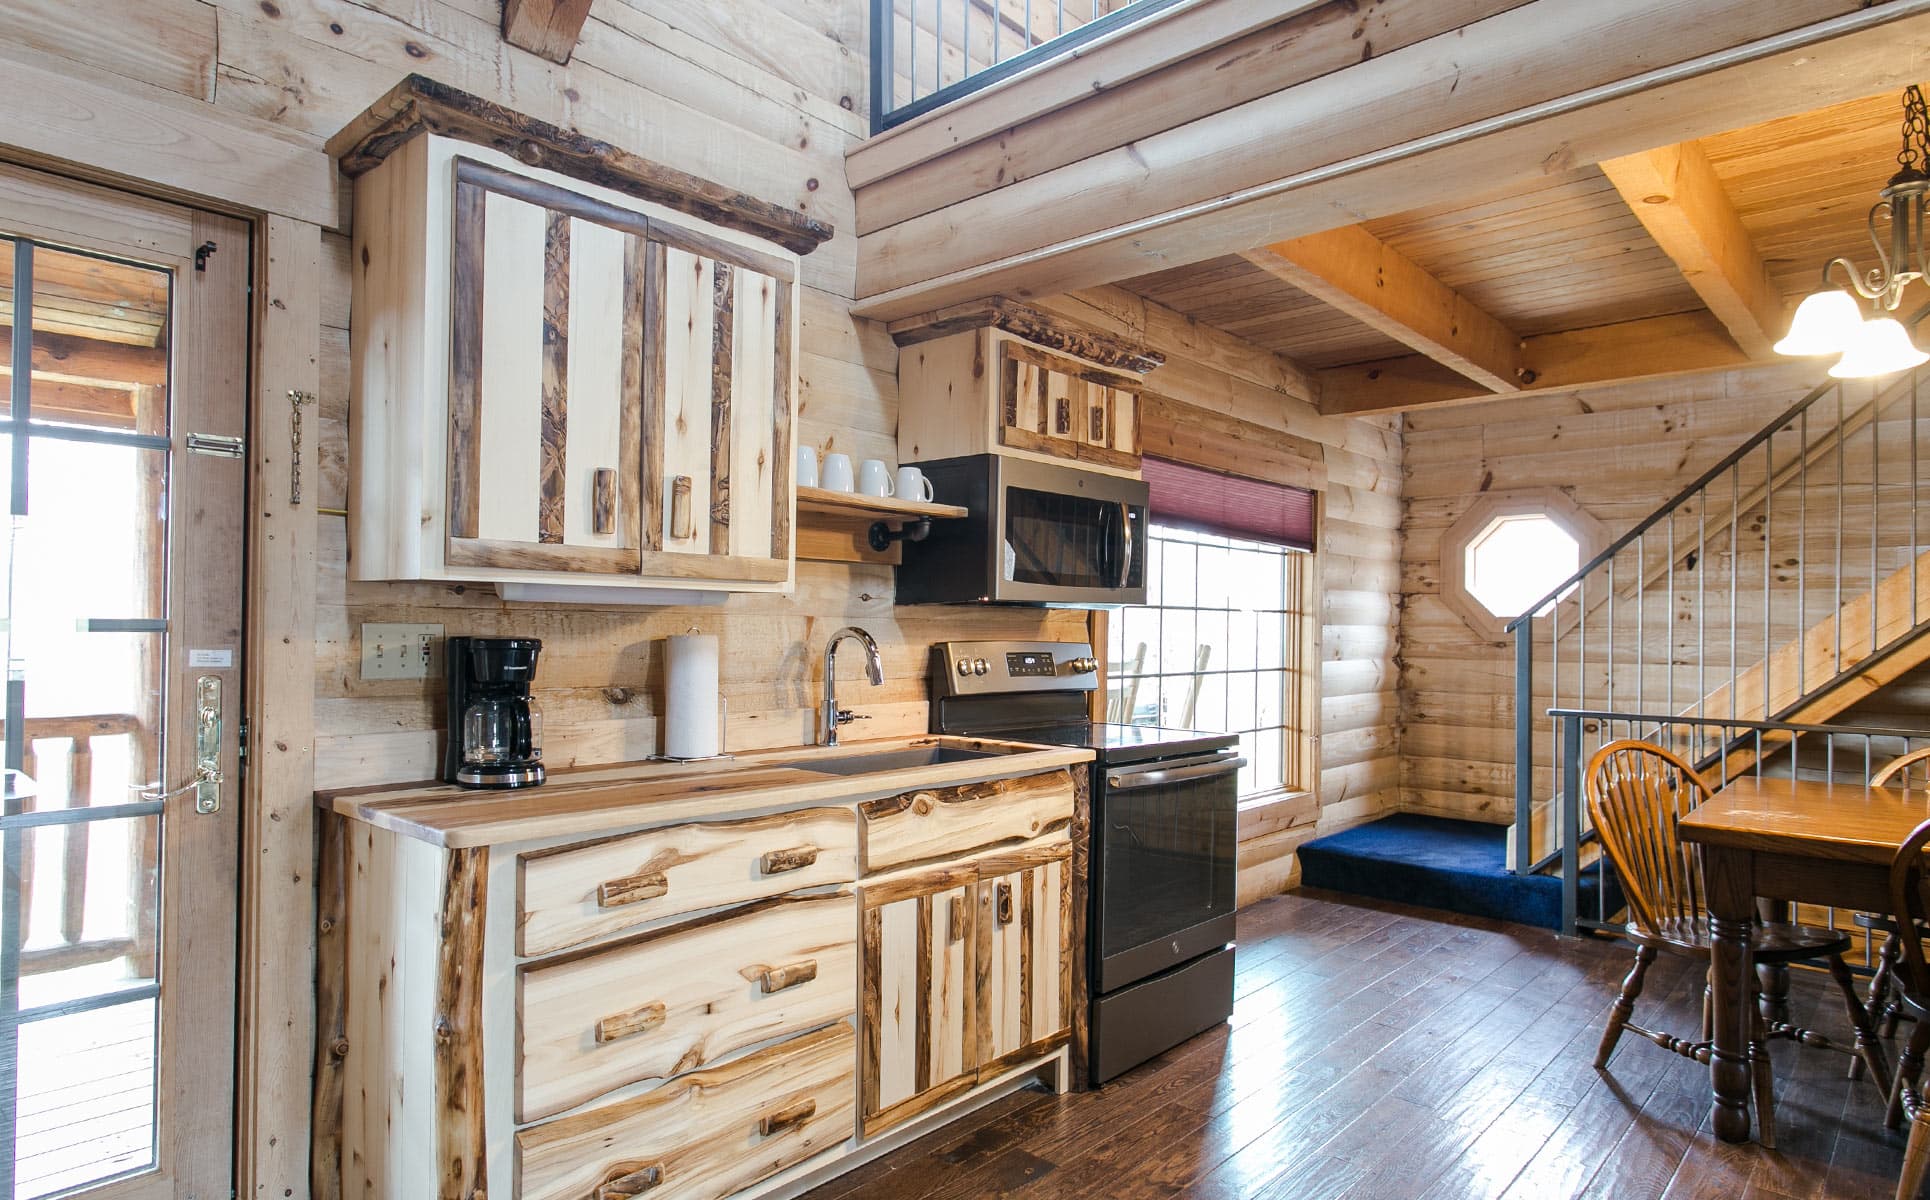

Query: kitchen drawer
[[518, 891, 857, 1122], [519, 806, 857, 956], [858, 769, 1074, 874], [516, 1021, 856, 1200]]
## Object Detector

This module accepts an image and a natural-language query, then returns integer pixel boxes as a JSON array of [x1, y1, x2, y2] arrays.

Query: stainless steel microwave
[[896, 454, 1148, 606]]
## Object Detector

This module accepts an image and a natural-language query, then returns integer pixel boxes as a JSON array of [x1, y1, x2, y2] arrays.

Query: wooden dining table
[[1680, 775, 1930, 1143]]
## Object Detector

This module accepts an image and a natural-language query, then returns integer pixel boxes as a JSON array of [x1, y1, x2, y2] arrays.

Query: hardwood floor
[[805, 889, 1910, 1200]]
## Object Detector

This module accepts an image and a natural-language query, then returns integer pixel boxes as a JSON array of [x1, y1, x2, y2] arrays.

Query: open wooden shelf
[[794, 486, 968, 522], [794, 486, 968, 566]]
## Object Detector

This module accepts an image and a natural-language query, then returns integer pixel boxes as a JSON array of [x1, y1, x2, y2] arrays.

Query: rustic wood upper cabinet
[[331, 77, 831, 594], [891, 299, 1163, 478]]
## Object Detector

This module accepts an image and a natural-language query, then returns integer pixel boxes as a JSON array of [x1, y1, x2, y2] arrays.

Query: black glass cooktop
[[995, 721, 1238, 766]]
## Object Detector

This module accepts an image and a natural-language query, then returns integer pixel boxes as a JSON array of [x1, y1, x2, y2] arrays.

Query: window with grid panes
[[1105, 524, 1313, 798]]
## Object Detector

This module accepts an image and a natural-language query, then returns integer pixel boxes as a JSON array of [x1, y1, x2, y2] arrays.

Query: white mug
[[896, 465, 935, 502], [795, 444, 819, 489], [820, 452, 855, 493], [857, 458, 894, 498]]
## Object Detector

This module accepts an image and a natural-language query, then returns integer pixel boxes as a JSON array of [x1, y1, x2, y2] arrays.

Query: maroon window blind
[[1141, 456, 1315, 550]]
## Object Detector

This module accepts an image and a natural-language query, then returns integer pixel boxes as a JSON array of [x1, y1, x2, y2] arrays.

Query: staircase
[[1508, 357, 1930, 874]]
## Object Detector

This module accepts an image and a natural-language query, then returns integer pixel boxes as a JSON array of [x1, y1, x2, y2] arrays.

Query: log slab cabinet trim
[[327, 75, 835, 257], [313, 742, 1091, 1200]]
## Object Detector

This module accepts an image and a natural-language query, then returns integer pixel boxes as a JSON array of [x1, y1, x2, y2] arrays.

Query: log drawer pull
[[595, 1000, 667, 1044], [597, 872, 669, 908], [995, 881, 1014, 926], [759, 959, 819, 994], [592, 467, 617, 535], [596, 1160, 666, 1198], [757, 1099, 817, 1137], [760, 845, 820, 875]]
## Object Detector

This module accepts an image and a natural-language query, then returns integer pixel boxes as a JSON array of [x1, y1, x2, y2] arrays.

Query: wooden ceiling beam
[[0, 324, 168, 388], [1317, 310, 1753, 415], [501, 0, 594, 65], [1244, 227, 1523, 393], [1598, 140, 1785, 358]]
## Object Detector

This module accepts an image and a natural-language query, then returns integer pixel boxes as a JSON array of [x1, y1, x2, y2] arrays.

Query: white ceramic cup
[[896, 465, 935, 502], [857, 458, 894, 498], [820, 452, 855, 493], [795, 444, 820, 489]]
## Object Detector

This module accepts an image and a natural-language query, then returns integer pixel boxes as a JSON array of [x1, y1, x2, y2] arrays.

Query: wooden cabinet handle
[[593, 467, 617, 535], [596, 1160, 665, 1197], [760, 845, 820, 875], [597, 872, 669, 908], [995, 881, 1014, 926], [670, 475, 693, 540], [759, 960, 818, 994], [758, 1099, 816, 1137], [595, 1000, 667, 1044]]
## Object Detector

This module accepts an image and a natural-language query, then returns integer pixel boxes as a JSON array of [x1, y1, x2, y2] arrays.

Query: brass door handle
[[597, 872, 669, 908]]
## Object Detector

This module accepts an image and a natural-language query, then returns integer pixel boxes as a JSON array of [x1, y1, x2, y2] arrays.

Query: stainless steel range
[[931, 640, 1240, 1084]]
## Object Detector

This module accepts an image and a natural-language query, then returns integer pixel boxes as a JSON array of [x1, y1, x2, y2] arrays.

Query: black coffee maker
[[443, 637, 545, 789]]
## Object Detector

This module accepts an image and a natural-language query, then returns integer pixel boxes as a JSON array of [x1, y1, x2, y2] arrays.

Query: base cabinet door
[[860, 865, 977, 1137], [976, 842, 1073, 1073]]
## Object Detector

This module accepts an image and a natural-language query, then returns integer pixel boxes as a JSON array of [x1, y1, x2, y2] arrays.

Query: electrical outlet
[[360, 623, 443, 680]]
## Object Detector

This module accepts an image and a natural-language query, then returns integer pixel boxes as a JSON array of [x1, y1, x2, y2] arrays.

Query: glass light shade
[[1774, 288, 1864, 356], [1829, 316, 1929, 378]]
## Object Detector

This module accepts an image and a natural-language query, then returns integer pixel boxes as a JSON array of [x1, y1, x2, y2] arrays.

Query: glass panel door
[[0, 185, 244, 1200]]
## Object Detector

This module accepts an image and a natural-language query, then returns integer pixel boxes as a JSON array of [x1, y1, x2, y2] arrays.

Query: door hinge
[[193, 240, 217, 272], [186, 432, 245, 459]]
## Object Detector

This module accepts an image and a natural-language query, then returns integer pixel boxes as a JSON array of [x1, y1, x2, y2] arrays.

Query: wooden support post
[[501, 0, 595, 64]]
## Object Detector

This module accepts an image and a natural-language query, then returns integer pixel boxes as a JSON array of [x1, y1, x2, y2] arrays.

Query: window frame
[[1441, 488, 1608, 638], [1101, 520, 1318, 803]]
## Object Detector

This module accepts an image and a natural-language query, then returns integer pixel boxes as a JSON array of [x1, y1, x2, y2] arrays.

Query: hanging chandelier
[[1776, 85, 1930, 378]]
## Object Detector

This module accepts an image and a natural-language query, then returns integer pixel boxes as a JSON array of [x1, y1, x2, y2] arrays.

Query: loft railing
[[1543, 708, 1930, 941], [1506, 341, 1930, 878], [868, 0, 1180, 133]]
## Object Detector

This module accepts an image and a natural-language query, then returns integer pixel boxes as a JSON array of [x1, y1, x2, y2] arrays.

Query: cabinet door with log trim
[[975, 840, 1073, 1075], [859, 863, 977, 1138], [446, 159, 645, 575], [999, 340, 1141, 471], [638, 224, 793, 586]]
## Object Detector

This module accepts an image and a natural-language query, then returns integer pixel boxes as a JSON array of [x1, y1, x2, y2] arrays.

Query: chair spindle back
[[1585, 739, 1716, 937], [1890, 817, 1930, 1007]]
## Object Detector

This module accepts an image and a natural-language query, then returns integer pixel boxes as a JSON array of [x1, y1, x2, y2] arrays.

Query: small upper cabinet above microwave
[[891, 300, 1164, 479], [331, 77, 830, 595]]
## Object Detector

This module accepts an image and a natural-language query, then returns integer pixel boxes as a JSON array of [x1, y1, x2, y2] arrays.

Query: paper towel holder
[[651, 696, 735, 764]]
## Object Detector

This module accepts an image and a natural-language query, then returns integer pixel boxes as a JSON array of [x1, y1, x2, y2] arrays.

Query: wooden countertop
[[315, 735, 1093, 849], [1679, 775, 1930, 865]]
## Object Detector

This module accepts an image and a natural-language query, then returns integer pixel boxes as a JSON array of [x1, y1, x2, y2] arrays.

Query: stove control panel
[[930, 641, 1099, 697]]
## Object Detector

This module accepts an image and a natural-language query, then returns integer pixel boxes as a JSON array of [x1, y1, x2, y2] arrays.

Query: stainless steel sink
[[788, 745, 1010, 776]]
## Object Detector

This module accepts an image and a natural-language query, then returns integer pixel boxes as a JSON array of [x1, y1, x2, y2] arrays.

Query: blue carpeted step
[[1296, 814, 1622, 931]]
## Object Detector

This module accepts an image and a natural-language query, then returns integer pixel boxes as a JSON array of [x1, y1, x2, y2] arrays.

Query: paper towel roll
[[664, 633, 721, 759]]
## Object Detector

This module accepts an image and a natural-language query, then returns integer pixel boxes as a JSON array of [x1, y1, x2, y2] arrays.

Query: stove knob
[[972, 658, 989, 676], [955, 658, 973, 677], [1070, 657, 1098, 674]]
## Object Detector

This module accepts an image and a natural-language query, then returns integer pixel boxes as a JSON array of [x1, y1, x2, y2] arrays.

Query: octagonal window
[[1463, 513, 1581, 620]]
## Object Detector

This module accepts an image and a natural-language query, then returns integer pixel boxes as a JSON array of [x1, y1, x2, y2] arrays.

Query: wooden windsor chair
[[1853, 746, 1930, 1083], [1586, 739, 1888, 1147], [1884, 816, 1930, 1198]]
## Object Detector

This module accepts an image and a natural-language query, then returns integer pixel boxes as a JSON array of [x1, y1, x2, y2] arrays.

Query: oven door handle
[[1106, 755, 1246, 791]]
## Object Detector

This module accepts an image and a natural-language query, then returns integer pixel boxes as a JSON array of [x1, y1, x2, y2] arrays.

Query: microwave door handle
[[1106, 756, 1247, 791], [1115, 502, 1134, 589]]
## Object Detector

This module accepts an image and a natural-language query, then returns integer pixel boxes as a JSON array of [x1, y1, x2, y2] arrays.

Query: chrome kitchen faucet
[[820, 626, 884, 747]]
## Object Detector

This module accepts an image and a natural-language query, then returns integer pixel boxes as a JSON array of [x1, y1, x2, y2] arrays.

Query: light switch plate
[[360, 623, 444, 680]]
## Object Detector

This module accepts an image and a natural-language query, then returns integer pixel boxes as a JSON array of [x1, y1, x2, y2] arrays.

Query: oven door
[[1092, 749, 1242, 993], [990, 456, 1148, 606]]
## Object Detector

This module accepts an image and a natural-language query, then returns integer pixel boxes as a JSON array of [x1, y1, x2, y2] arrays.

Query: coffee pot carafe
[[443, 637, 545, 789]]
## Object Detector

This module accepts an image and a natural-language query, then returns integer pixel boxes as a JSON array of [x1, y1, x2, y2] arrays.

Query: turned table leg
[[1755, 898, 1793, 1026], [1704, 845, 1757, 1143]]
